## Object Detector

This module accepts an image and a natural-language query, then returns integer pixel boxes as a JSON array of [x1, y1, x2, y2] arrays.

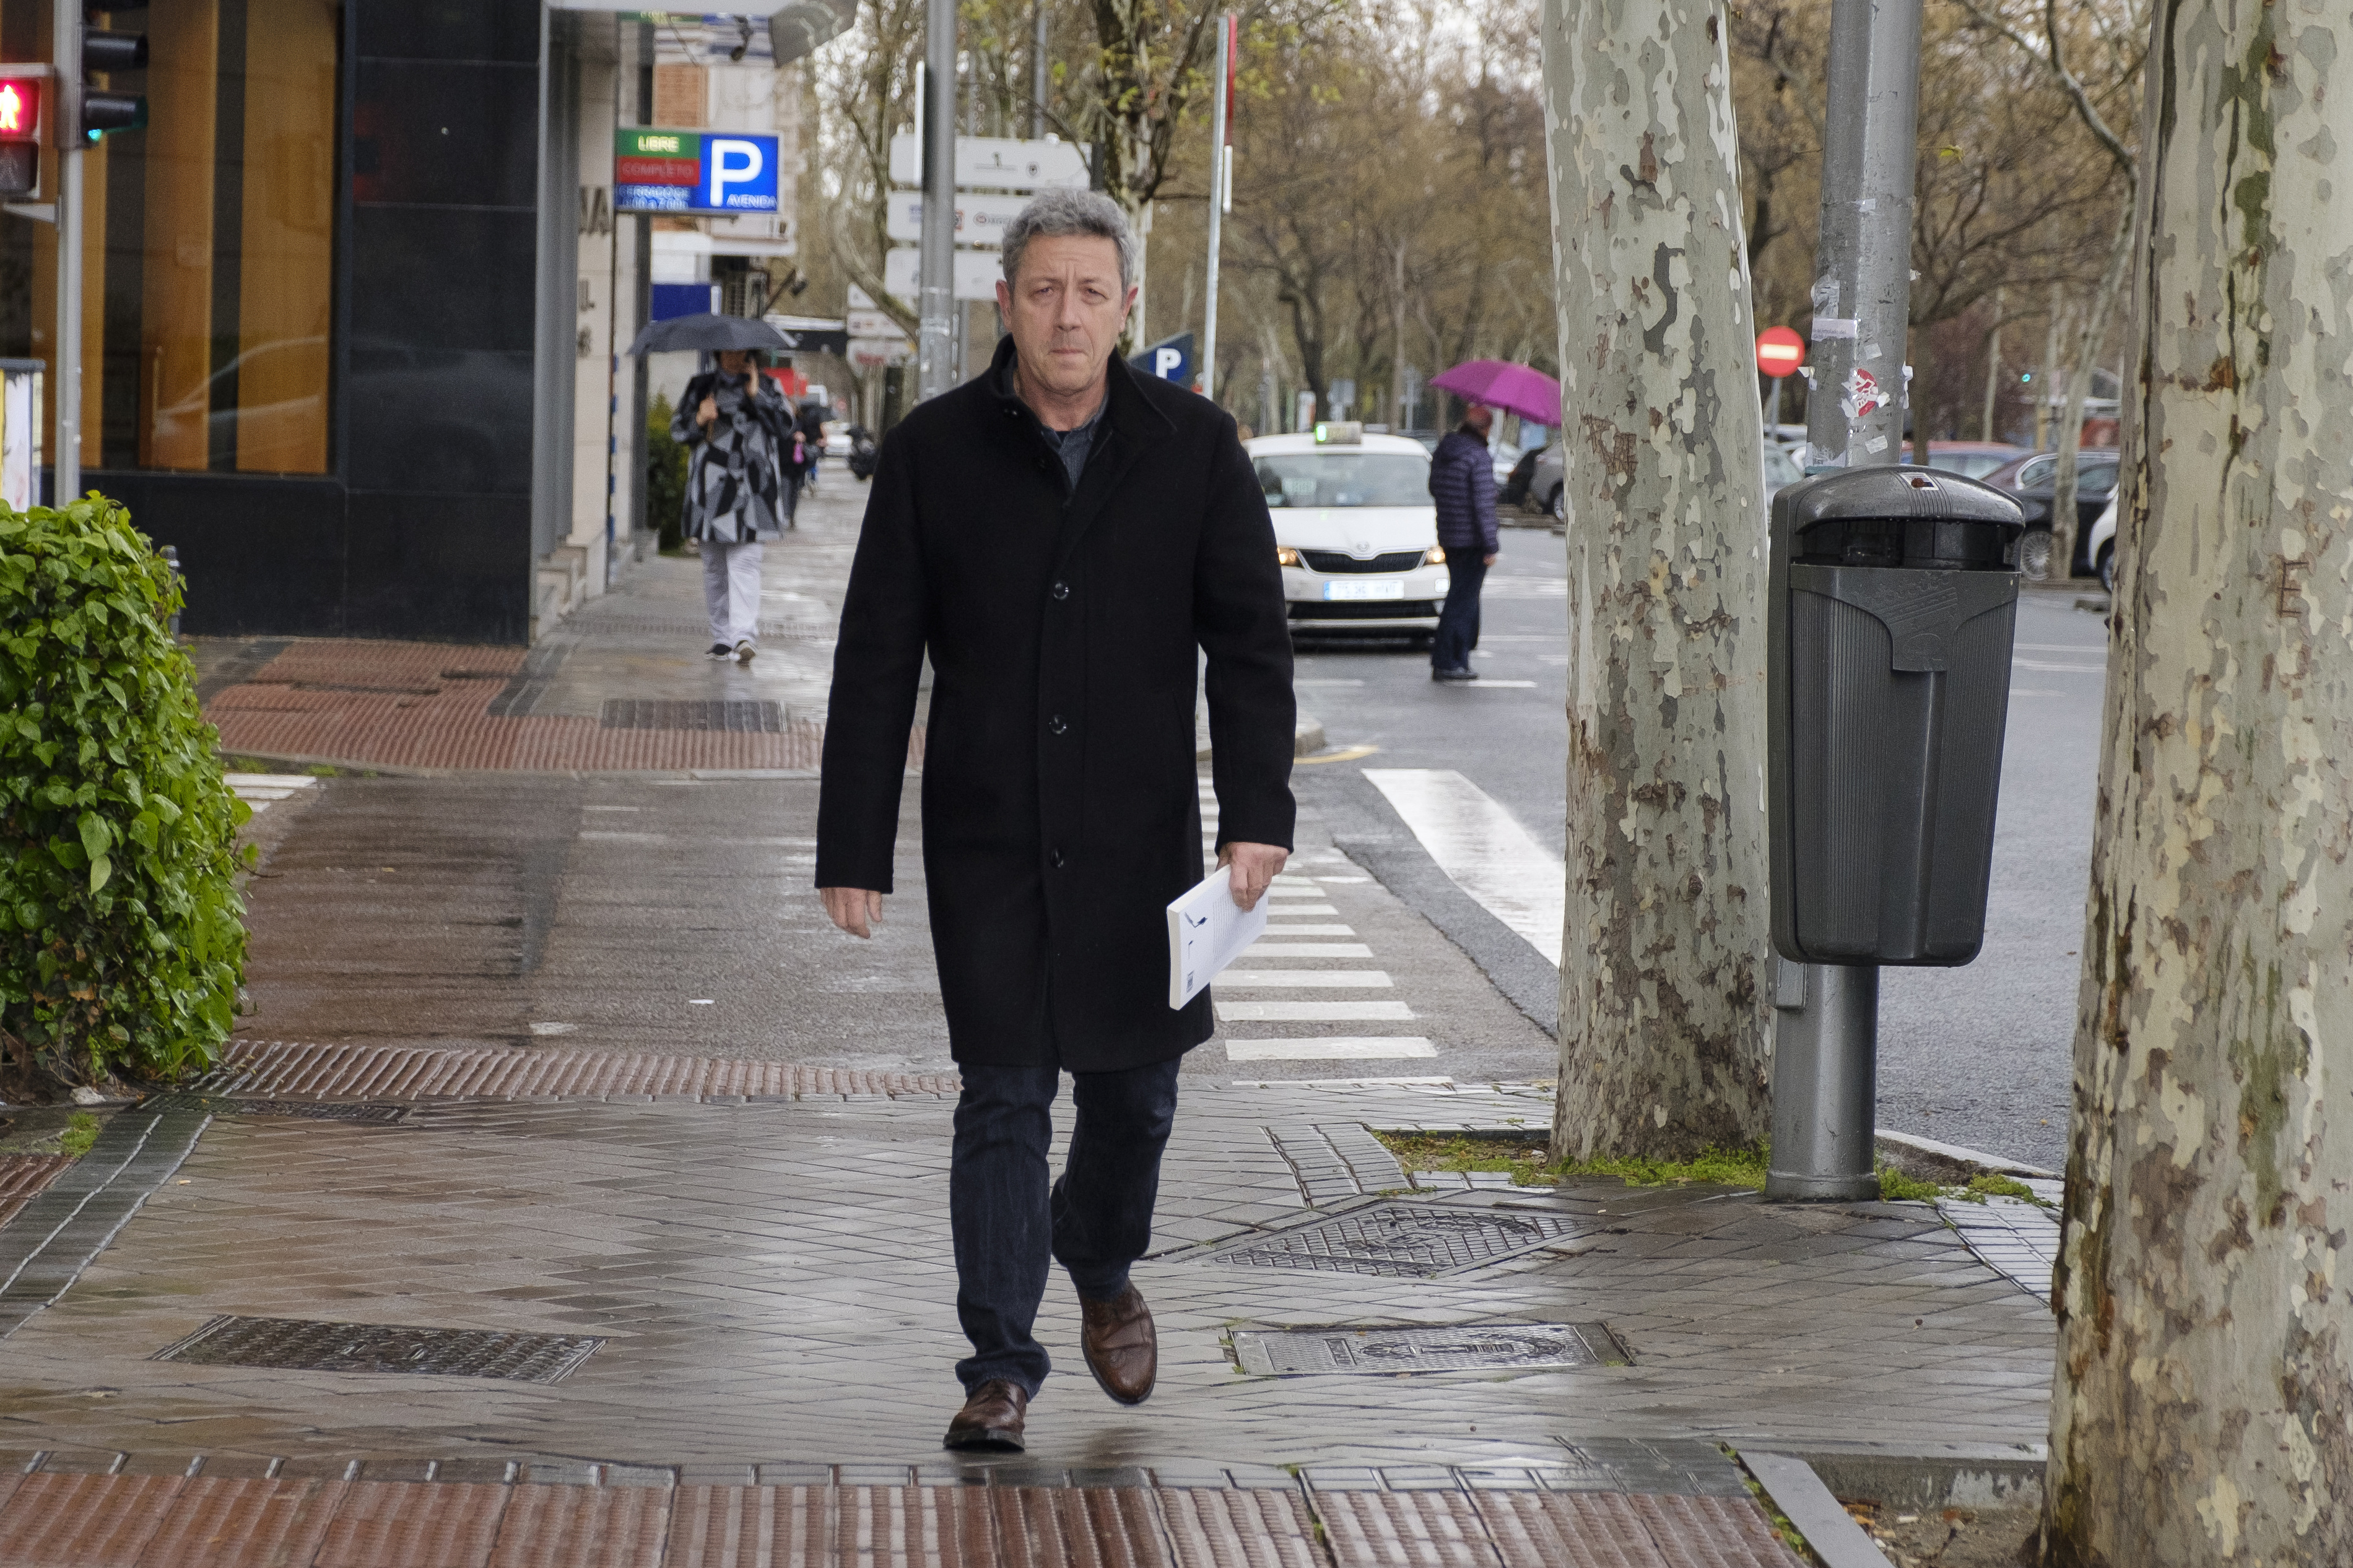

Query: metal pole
[[1029, 2, 1047, 141], [53, 0, 81, 503], [1769, 0, 1921, 1204], [1199, 14, 1230, 402], [916, 0, 957, 401]]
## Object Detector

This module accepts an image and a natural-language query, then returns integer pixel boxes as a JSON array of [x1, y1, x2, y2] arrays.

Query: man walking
[[1428, 399, 1500, 682], [814, 189, 1296, 1452]]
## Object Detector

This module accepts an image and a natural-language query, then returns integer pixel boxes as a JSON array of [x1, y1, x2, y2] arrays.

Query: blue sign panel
[[702, 134, 780, 211], [1129, 331, 1194, 386], [614, 129, 780, 216]]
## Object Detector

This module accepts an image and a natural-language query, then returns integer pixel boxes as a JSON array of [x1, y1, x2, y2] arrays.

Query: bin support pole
[[1768, 961, 1881, 1198], [1768, 0, 1920, 1202]]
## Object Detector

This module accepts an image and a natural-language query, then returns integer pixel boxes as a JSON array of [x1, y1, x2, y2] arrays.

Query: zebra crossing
[[1198, 773, 1438, 1067]]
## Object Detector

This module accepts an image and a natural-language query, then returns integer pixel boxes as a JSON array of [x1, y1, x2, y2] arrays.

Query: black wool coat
[[814, 338, 1296, 1072]]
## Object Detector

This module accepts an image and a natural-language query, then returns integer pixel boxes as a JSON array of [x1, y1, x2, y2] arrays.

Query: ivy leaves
[[0, 495, 248, 1085]]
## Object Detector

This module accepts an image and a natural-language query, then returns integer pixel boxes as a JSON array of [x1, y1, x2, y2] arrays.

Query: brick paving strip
[[193, 1039, 960, 1101], [0, 1453, 1801, 1566], [0, 1155, 76, 1228], [200, 639, 928, 774]]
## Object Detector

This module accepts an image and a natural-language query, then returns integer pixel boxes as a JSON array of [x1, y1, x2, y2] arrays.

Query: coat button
[[1036, 455, 1053, 473], [1051, 581, 1070, 600], [1050, 849, 1066, 868], [1048, 714, 1068, 735]]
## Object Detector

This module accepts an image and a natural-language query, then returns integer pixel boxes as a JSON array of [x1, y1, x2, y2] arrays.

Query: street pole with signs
[[916, 0, 957, 401], [1767, 0, 1923, 1202], [51, 0, 80, 501], [1198, 13, 1234, 402]]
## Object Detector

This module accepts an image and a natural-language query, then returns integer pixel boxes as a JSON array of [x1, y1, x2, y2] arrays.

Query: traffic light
[[77, 4, 147, 142], [0, 69, 43, 197]]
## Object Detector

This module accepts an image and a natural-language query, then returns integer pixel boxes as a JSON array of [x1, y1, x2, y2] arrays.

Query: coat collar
[[986, 334, 1175, 448]]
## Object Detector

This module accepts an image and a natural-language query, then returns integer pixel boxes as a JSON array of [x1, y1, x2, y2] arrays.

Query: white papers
[[1167, 865, 1270, 1009]]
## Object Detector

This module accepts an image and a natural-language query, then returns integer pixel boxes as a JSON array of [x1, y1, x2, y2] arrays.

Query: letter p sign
[[703, 136, 778, 212], [1153, 348, 1183, 379]]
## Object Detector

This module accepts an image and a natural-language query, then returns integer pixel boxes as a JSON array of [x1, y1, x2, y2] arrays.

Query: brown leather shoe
[[1079, 1284, 1157, 1405], [943, 1379, 1029, 1451]]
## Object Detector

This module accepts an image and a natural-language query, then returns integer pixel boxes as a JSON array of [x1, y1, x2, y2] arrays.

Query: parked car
[[2087, 495, 2118, 592], [1248, 427, 1448, 643], [1526, 436, 1803, 521], [1980, 449, 2120, 578], [1916, 441, 2029, 480]]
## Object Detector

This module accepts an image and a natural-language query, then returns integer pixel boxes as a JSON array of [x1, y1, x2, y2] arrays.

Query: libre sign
[[614, 128, 780, 215]]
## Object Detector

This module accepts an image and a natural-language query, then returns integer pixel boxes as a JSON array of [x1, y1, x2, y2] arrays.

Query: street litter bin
[[1767, 465, 2025, 966]]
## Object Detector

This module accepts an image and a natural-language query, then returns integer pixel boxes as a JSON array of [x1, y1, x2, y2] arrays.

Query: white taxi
[[1248, 424, 1449, 639]]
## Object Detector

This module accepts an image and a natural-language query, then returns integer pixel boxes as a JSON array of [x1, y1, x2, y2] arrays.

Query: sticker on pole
[[614, 128, 780, 215], [1842, 366, 1884, 420]]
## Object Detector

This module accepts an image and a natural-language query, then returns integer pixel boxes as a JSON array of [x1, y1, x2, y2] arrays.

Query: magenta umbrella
[[1427, 360, 1564, 427]]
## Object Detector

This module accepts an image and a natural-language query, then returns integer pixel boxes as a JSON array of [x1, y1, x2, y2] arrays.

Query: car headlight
[[1425, 545, 1446, 565], [1276, 545, 1300, 566]]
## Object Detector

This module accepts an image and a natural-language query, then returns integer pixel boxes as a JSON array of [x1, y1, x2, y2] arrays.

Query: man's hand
[[1483, 552, 1498, 566], [821, 887, 885, 938], [1218, 842, 1289, 911]]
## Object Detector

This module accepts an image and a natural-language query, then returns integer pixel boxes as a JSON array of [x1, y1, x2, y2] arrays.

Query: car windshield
[[1926, 452, 2015, 480], [1256, 453, 1429, 508]]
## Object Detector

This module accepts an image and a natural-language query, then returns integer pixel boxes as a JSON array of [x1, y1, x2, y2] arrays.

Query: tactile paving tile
[[1312, 1488, 1500, 1567], [1155, 1488, 1324, 1568], [1625, 1494, 1804, 1568], [0, 1470, 188, 1566], [191, 1040, 960, 1101], [0, 1154, 74, 1229], [134, 1476, 347, 1568], [998, 1485, 1171, 1568], [313, 1479, 511, 1568], [487, 1479, 668, 1568], [1196, 1202, 1589, 1278]]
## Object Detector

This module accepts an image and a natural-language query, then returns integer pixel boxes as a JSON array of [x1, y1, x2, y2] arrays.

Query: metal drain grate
[[599, 698, 783, 732], [1197, 1202, 1588, 1277], [1232, 1322, 1628, 1375], [153, 1316, 604, 1383], [220, 1099, 408, 1124]]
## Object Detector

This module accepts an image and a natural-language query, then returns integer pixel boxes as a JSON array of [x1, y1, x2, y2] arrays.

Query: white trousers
[[703, 540, 763, 647]]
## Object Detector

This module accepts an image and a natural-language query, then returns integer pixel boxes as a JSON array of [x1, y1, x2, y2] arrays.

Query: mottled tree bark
[[2045, 0, 2353, 1561], [1537, 0, 1774, 1159]]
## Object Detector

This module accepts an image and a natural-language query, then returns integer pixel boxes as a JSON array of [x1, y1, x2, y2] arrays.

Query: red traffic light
[[1756, 324, 1806, 379], [0, 76, 42, 142]]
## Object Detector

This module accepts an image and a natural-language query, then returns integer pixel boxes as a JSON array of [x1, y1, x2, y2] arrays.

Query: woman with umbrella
[[631, 313, 797, 663]]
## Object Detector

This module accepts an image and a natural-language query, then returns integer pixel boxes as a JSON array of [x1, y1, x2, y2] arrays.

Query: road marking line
[[1236, 943, 1374, 959], [1224, 1037, 1438, 1061], [1257, 923, 1355, 935], [1219, 971, 1393, 988], [1364, 768, 1564, 966], [1440, 679, 1539, 688], [1255, 903, 1338, 916], [1215, 1000, 1416, 1021]]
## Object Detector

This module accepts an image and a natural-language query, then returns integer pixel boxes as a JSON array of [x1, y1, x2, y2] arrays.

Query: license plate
[[1322, 579, 1406, 601]]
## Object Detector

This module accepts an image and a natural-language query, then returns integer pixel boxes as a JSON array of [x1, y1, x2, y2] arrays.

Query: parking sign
[[614, 128, 780, 215]]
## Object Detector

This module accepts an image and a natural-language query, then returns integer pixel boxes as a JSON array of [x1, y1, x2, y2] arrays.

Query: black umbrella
[[625, 313, 793, 357]]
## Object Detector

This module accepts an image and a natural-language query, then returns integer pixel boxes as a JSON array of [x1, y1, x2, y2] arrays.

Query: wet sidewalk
[[190, 482, 897, 774], [0, 1045, 2056, 1564]]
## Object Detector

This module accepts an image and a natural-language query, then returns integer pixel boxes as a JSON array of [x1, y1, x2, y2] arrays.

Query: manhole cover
[[1196, 1202, 1588, 1277], [153, 1317, 603, 1383], [220, 1100, 407, 1124], [1232, 1322, 1628, 1375], [600, 698, 783, 732]]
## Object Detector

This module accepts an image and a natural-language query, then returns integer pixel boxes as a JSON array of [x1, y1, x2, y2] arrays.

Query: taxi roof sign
[[1313, 420, 1364, 445]]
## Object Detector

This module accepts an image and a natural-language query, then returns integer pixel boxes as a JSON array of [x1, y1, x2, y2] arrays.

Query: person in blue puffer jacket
[[1427, 400, 1500, 681]]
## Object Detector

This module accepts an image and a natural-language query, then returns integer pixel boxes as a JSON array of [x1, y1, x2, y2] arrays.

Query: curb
[[1874, 1129, 2059, 1184], [1743, 1453, 1897, 1568], [1195, 710, 1326, 762]]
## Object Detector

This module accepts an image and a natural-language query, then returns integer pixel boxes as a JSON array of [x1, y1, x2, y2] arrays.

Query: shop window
[[0, 0, 337, 477]]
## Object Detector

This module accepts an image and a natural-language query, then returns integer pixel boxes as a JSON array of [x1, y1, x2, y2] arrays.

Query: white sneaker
[[734, 640, 757, 664]]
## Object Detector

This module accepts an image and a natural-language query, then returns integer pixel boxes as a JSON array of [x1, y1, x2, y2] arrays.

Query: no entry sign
[[1757, 325, 1806, 379]]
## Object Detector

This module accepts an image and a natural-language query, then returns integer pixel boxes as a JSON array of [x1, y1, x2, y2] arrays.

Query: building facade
[[0, 2, 793, 644]]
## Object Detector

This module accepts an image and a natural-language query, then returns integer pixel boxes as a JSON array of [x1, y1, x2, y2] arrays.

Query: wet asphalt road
[[1286, 521, 2105, 1172]]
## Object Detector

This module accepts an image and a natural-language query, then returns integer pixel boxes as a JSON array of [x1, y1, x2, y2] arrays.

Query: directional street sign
[[884, 190, 1030, 248], [614, 128, 780, 215], [883, 246, 1001, 304], [887, 133, 1088, 193]]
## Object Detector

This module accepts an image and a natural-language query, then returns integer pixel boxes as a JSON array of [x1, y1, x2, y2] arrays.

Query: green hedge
[[0, 496, 248, 1087], [648, 393, 689, 552]]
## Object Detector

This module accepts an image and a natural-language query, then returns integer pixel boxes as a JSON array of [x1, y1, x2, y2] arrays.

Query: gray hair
[[1000, 188, 1136, 293]]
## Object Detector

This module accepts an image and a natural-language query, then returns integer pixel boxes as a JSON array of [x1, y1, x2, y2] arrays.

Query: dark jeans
[[1433, 550, 1487, 672], [949, 1057, 1181, 1395]]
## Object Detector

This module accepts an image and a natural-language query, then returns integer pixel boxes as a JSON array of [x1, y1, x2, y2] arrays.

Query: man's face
[[996, 234, 1136, 401], [1465, 402, 1494, 435]]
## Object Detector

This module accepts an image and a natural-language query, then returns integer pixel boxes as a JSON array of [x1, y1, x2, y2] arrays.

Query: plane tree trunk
[[1536, 0, 1775, 1159], [2043, 0, 2353, 1559]]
